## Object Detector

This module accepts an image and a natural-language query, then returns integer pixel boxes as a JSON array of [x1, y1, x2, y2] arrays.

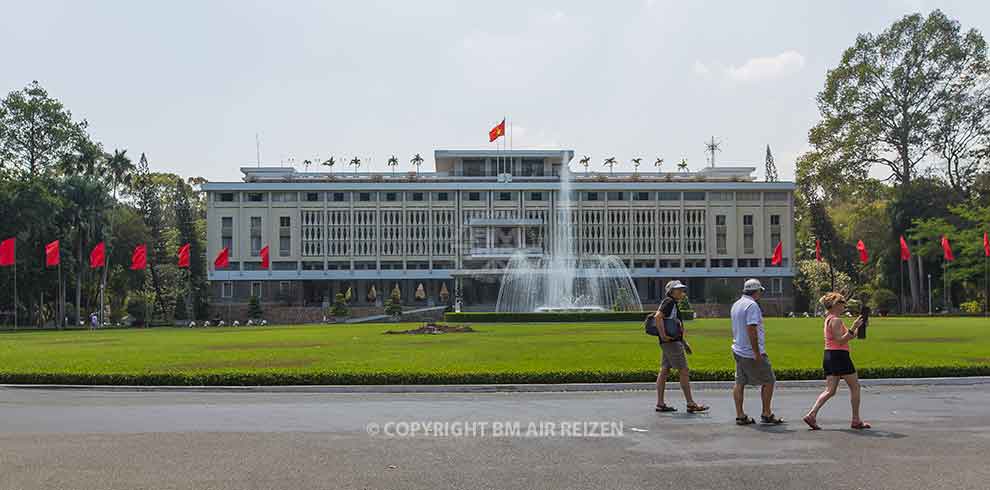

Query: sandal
[[850, 421, 871, 430], [735, 415, 756, 426], [802, 415, 821, 431], [760, 414, 785, 425], [686, 403, 710, 413], [655, 404, 677, 413]]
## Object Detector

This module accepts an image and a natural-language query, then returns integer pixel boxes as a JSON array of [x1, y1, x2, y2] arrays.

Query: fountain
[[494, 165, 643, 313]]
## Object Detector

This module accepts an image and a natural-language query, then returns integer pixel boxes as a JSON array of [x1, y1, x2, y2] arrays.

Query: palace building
[[203, 149, 796, 314]]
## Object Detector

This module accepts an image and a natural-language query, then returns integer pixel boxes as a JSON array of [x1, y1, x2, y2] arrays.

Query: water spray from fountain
[[495, 163, 643, 312]]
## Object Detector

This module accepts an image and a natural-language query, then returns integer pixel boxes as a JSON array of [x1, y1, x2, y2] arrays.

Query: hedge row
[[444, 311, 653, 323], [2, 365, 988, 386]]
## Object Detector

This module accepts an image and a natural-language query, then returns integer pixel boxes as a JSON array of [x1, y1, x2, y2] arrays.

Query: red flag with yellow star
[[488, 119, 505, 142]]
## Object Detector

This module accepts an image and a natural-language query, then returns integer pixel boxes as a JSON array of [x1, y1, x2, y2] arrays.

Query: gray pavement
[[2, 383, 989, 489]]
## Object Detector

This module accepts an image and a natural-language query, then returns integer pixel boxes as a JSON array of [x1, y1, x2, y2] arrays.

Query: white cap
[[743, 278, 765, 293], [664, 280, 687, 296]]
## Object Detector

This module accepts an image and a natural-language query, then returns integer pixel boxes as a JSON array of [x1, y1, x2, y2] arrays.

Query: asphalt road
[[2, 383, 989, 490]]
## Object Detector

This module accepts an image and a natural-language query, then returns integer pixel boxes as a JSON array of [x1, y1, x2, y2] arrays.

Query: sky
[[3, 0, 989, 182]]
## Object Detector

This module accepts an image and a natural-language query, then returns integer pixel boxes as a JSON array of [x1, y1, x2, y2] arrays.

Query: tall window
[[279, 216, 291, 257], [743, 214, 754, 254], [250, 216, 262, 256], [222, 281, 233, 298], [770, 214, 781, 245], [221, 217, 233, 254], [716, 215, 727, 255], [251, 282, 262, 298]]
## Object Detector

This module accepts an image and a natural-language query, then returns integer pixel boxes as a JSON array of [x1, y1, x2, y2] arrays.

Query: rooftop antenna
[[704, 136, 722, 167], [255, 133, 261, 167]]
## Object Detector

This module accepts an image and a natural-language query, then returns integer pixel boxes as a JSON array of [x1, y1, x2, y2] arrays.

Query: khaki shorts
[[660, 341, 688, 370], [733, 353, 776, 386]]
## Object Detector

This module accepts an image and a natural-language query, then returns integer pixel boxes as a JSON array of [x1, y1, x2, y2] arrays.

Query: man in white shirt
[[729, 279, 783, 425]]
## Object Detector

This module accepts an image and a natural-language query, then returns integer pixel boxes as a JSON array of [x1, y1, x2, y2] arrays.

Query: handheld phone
[[858, 305, 870, 339]]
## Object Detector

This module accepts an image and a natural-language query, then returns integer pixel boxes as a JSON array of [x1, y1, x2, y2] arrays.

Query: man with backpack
[[653, 280, 709, 414]]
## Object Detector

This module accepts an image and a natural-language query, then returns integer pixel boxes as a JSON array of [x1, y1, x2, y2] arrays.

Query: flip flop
[[803, 415, 821, 431], [655, 405, 677, 413], [850, 421, 872, 430], [686, 403, 710, 413], [736, 415, 755, 426], [760, 414, 785, 425]]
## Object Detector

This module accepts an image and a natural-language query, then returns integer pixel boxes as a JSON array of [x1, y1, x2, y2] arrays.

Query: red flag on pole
[[214, 247, 229, 269], [178, 243, 190, 268], [260, 245, 270, 269], [89, 242, 105, 268], [488, 119, 506, 142], [856, 240, 868, 264], [984, 232, 989, 257], [771, 241, 783, 266], [899, 235, 911, 261], [815, 240, 822, 262], [45, 240, 60, 267], [130, 244, 147, 270], [0, 237, 14, 266], [941, 235, 955, 262]]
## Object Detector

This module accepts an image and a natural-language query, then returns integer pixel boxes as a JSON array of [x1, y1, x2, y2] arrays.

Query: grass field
[[0, 317, 988, 385]]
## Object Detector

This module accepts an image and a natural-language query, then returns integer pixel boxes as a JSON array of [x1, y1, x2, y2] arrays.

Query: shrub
[[248, 295, 263, 319], [960, 300, 982, 314], [869, 288, 898, 313], [444, 311, 651, 322], [677, 297, 695, 321], [174, 295, 188, 321], [330, 292, 350, 317]]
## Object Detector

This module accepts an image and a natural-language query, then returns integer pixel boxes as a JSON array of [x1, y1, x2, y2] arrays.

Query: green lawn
[[0, 317, 988, 385]]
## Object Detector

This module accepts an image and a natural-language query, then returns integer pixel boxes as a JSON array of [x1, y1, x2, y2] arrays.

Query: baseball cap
[[743, 278, 765, 293], [664, 280, 687, 296]]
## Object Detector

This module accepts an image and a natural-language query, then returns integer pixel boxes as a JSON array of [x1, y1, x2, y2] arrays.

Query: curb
[[2, 376, 989, 394]]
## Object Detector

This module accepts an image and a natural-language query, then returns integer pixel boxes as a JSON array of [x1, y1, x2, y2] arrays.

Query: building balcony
[[469, 247, 544, 257], [466, 217, 544, 226]]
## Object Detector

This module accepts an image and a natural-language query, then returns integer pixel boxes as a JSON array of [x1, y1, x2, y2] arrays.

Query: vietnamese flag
[[488, 118, 505, 142], [771, 241, 783, 266], [214, 247, 229, 269], [815, 240, 822, 262], [899, 235, 911, 261], [177, 243, 190, 268], [89, 242, 106, 268], [45, 240, 60, 267], [130, 244, 147, 270], [941, 235, 954, 262], [984, 232, 989, 257], [0, 237, 14, 266], [260, 245, 270, 269], [856, 240, 868, 264]]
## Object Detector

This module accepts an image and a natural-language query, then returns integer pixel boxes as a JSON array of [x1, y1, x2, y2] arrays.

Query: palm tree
[[678, 158, 689, 172], [100, 148, 133, 325], [387, 155, 399, 175], [603, 157, 617, 175], [578, 155, 591, 174], [63, 176, 110, 327], [349, 157, 362, 174], [322, 156, 336, 175], [631, 157, 642, 174], [654, 157, 664, 174], [410, 153, 424, 174]]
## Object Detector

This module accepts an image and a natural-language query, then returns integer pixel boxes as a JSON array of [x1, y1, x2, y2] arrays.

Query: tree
[[765, 145, 778, 182], [387, 155, 399, 175], [654, 157, 664, 174], [410, 153, 424, 174], [810, 10, 989, 187], [933, 81, 990, 194], [330, 292, 349, 317], [322, 156, 336, 175], [61, 175, 110, 326], [0, 81, 89, 176], [603, 157, 616, 174], [677, 159, 688, 172], [349, 157, 361, 173], [630, 158, 642, 174], [578, 155, 591, 174], [173, 176, 208, 320]]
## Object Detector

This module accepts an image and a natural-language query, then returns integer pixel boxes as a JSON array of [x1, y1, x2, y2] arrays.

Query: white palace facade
[[203, 149, 796, 312]]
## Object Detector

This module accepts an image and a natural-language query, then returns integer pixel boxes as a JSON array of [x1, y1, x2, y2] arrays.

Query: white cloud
[[725, 50, 805, 82]]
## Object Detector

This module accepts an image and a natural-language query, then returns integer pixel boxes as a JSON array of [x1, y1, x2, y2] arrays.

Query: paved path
[[2, 383, 989, 489]]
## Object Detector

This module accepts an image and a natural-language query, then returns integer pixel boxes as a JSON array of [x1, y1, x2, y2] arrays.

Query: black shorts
[[823, 350, 856, 377]]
